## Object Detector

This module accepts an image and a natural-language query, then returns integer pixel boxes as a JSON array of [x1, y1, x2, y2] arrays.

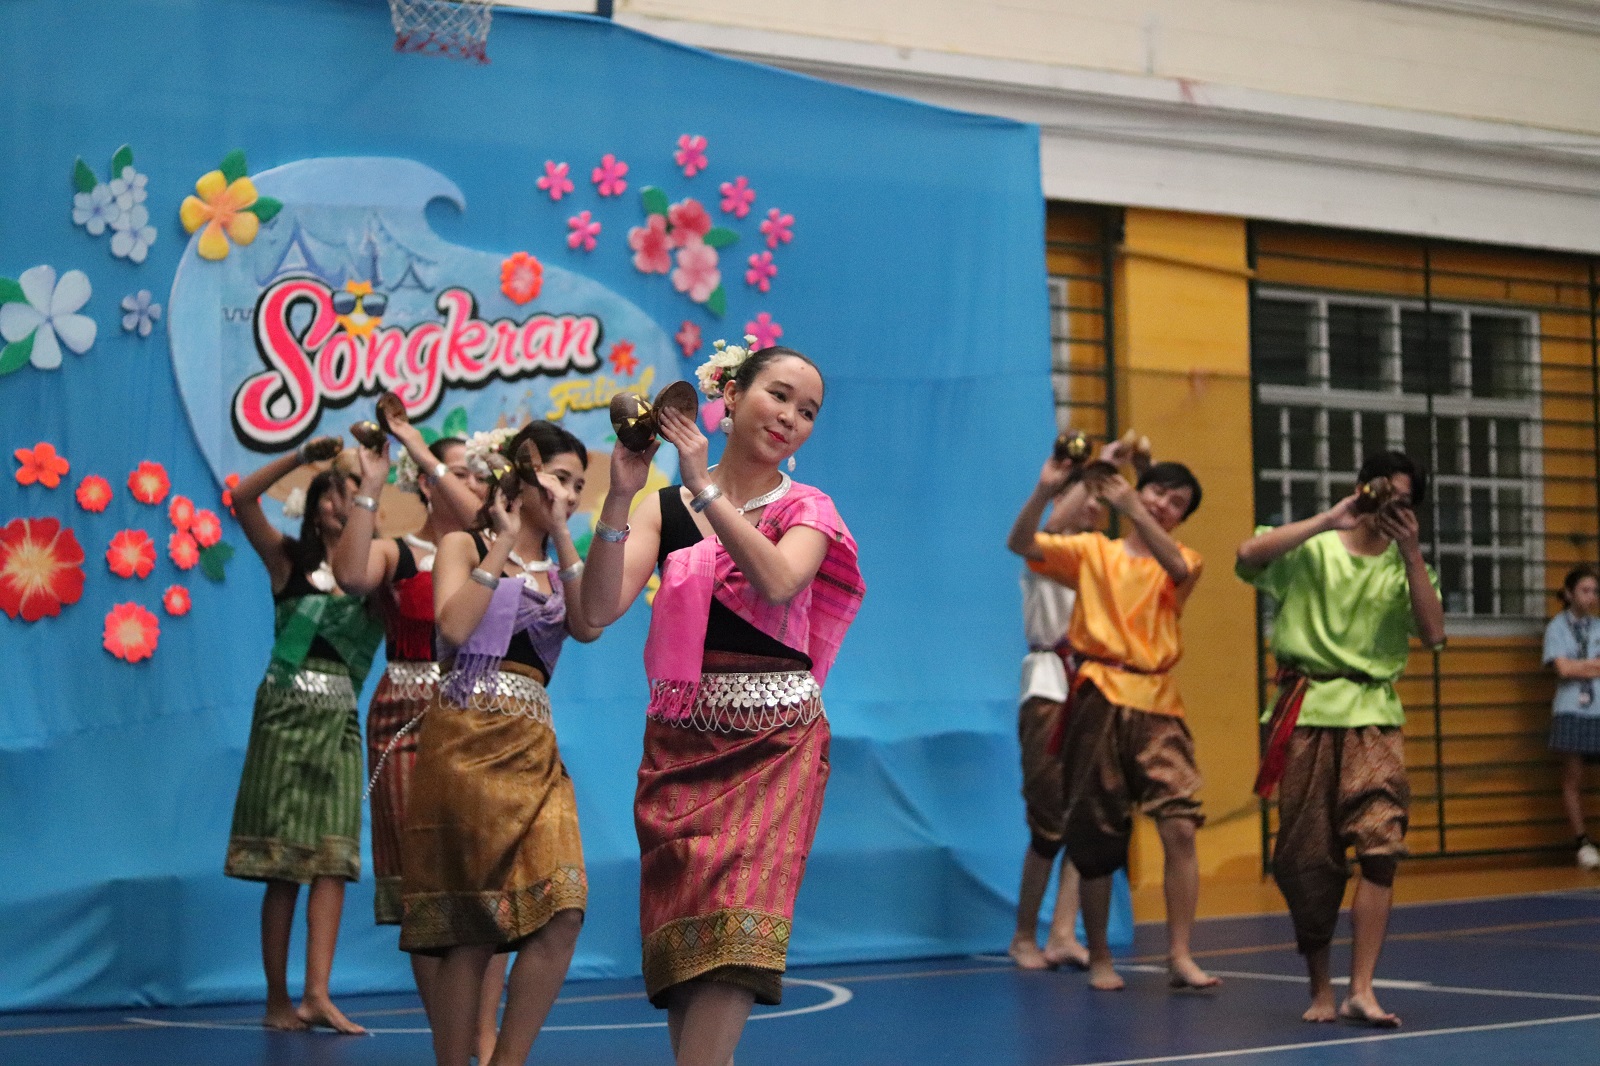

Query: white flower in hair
[[393, 450, 421, 494], [281, 486, 306, 520], [695, 337, 753, 398], [463, 427, 517, 478]]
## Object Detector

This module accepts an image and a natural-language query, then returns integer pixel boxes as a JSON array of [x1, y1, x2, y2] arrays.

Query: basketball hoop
[[389, 0, 492, 63]]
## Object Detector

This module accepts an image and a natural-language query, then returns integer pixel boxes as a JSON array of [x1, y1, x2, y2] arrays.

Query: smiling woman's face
[[726, 355, 824, 466]]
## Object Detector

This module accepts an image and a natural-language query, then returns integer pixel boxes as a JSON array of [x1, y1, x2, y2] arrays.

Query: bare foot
[[1009, 934, 1052, 970], [1302, 987, 1338, 1023], [1042, 936, 1091, 970], [263, 1001, 309, 1031], [1338, 992, 1400, 1029], [1167, 956, 1222, 991], [297, 996, 368, 1035], [1088, 955, 1125, 991]]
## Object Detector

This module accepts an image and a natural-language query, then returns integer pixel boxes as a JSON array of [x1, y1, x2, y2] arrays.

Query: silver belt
[[653, 670, 824, 733], [446, 669, 553, 726], [287, 668, 355, 702], [382, 660, 441, 700]]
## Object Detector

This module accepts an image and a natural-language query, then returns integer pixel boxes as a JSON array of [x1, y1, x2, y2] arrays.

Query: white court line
[[1055, 1010, 1600, 1066], [1116, 964, 1600, 1003]]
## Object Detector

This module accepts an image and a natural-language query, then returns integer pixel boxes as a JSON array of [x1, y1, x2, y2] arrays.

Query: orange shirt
[[1027, 531, 1203, 717]]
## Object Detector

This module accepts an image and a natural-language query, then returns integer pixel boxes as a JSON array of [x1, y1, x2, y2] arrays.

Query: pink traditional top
[[643, 482, 865, 722]]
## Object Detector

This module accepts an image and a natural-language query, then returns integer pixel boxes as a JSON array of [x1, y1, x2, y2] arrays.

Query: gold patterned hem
[[225, 835, 359, 884], [374, 875, 403, 926], [643, 908, 791, 1007], [400, 863, 587, 954]]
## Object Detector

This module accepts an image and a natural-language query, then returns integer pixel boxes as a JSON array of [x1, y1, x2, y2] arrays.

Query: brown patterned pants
[[1020, 696, 1067, 858], [1060, 683, 1205, 880], [1271, 725, 1409, 955]]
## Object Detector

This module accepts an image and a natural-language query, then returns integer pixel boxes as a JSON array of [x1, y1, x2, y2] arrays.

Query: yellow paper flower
[[180, 171, 261, 260]]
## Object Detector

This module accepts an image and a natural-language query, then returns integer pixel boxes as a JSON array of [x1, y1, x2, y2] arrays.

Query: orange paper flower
[[500, 252, 543, 304], [0, 517, 86, 621], [162, 585, 192, 616], [179, 171, 261, 261], [221, 473, 240, 513], [107, 529, 157, 579], [103, 602, 160, 662], [190, 508, 223, 548], [169, 531, 199, 570], [76, 474, 113, 512], [128, 461, 170, 505], [168, 494, 195, 531], [15, 442, 70, 489]]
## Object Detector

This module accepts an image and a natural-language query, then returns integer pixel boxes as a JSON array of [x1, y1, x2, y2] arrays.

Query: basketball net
[[389, 0, 493, 63]]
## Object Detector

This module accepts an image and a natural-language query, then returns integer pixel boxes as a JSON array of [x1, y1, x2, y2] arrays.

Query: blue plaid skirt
[[1550, 712, 1600, 756]]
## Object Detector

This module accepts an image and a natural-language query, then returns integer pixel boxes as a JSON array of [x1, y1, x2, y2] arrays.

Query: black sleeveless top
[[273, 564, 344, 664], [469, 533, 552, 679], [656, 485, 811, 668]]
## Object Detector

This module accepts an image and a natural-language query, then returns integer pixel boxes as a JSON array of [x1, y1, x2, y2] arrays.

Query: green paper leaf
[[219, 149, 248, 184], [641, 185, 670, 217], [0, 277, 25, 305], [0, 335, 33, 376], [73, 158, 97, 194], [573, 530, 592, 559], [441, 406, 469, 438], [110, 144, 133, 176], [248, 196, 282, 224], [705, 285, 726, 318], [702, 227, 739, 249], [386, 467, 398, 484], [419, 426, 441, 446], [199, 541, 236, 582]]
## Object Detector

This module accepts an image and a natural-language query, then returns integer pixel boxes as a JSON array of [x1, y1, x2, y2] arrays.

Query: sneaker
[[1578, 842, 1600, 871]]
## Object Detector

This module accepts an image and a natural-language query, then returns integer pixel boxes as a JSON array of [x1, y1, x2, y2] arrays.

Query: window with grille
[[1251, 289, 1543, 622]]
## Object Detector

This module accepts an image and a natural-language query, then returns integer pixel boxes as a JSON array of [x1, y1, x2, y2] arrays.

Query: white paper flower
[[108, 166, 148, 212], [281, 486, 307, 520], [120, 290, 162, 337], [110, 204, 157, 264], [72, 183, 117, 236], [0, 265, 97, 370]]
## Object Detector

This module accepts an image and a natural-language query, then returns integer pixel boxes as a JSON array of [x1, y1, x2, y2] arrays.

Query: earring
[[787, 455, 797, 473], [719, 415, 733, 434]]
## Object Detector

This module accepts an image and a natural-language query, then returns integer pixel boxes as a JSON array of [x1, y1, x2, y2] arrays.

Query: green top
[[1236, 527, 1439, 728], [268, 594, 384, 690]]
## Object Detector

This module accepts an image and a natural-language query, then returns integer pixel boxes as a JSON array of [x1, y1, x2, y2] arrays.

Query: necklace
[[403, 533, 437, 573], [507, 549, 556, 576], [709, 467, 793, 514]]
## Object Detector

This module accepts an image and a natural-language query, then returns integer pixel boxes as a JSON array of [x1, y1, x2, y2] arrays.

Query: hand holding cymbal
[[610, 380, 699, 453]]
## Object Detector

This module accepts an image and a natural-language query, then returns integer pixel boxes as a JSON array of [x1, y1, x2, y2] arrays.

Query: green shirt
[[1235, 527, 1439, 728]]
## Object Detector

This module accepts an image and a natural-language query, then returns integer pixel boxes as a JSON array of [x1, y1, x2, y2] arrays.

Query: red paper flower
[[103, 601, 160, 662], [190, 508, 223, 548], [14, 442, 70, 489], [107, 529, 157, 579], [676, 320, 702, 358], [169, 531, 199, 570], [168, 494, 195, 531], [76, 474, 113, 512], [500, 252, 543, 305], [221, 473, 240, 512], [628, 215, 672, 275], [128, 461, 170, 505], [0, 517, 86, 621], [667, 198, 712, 248], [162, 585, 191, 616], [608, 341, 639, 377]]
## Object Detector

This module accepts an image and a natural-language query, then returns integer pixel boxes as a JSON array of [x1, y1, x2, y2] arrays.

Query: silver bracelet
[[558, 560, 585, 581], [594, 521, 629, 543], [430, 461, 448, 480], [469, 567, 499, 589], [352, 493, 379, 513], [688, 484, 723, 513]]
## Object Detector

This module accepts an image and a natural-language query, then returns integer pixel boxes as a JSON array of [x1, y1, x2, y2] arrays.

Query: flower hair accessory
[[694, 334, 759, 399], [463, 427, 517, 479], [281, 486, 306, 520], [392, 450, 420, 494]]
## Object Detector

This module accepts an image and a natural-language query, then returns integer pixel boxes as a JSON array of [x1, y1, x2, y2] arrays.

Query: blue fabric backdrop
[[0, 0, 1128, 1011]]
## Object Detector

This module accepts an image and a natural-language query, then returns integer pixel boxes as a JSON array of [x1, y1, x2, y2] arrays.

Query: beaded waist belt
[[284, 667, 355, 702], [446, 668, 553, 726], [653, 670, 823, 733], [382, 659, 441, 700]]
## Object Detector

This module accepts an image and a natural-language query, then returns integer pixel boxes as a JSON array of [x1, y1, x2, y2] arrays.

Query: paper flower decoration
[[676, 320, 702, 359], [73, 184, 117, 236], [103, 602, 160, 662], [76, 474, 112, 512], [281, 487, 306, 520], [128, 461, 170, 505], [674, 134, 709, 178], [591, 154, 629, 197], [121, 290, 162, 337], [500, 252, 543, 305], [190, 508, 222, 548], [628, 215, 672, 275], [15, 442, 70, 489], [567, 210, 600, 252], [667, 199, 712, 248], [745, 251, 777, 293], [179, 150, 282, 261], [0, 517, 86, 621], [536, 160, 574, 201], [760, 208, 794, 250], [0, 266, 97, 372], [107, 529, 157, 579], [111, 204, 157, 264], [221, 473, 240, 512], [672, 240, 721, 304], [72, 147, 154, 256], [162, 585, 191, 616], [719, 177, 755, 219], [168, 495, 194, 531], [746, 313, 784, 351], [169, 531, 199, 570], [608, 340, 639, 376]]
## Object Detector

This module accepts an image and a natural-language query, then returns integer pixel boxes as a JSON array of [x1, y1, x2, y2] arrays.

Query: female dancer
[[582, 344, 866, 1066], [399, 421, 602, 1066], [226, 439, 385, 1034], [330, 426, 506, 1059], [1544, 565, 1600, 870]]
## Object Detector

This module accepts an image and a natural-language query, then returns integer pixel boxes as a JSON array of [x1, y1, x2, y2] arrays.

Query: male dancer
[[1008, 448, 1216, 992], [1236, 451, 1444, 1027]]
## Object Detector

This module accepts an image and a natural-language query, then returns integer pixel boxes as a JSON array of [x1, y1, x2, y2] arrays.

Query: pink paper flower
[[746, 312, 783, 351], [671, 239, 721, 304], [592, 154, 629, 197], [760, 207, 794, 250], [674, 134, 709, 177], [745, 251, 778, 293], [566, 210, 601, 252], [675, 320, 702, 358], [701, 396, 726, 432], [536, 160, 574, 202], [719, 176, 755, 219], [667, 198, 712, 248], [628, 215, 672, 275]]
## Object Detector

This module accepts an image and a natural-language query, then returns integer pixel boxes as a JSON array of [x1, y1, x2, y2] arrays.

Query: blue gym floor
[[6, 889, 1600, 1065]]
